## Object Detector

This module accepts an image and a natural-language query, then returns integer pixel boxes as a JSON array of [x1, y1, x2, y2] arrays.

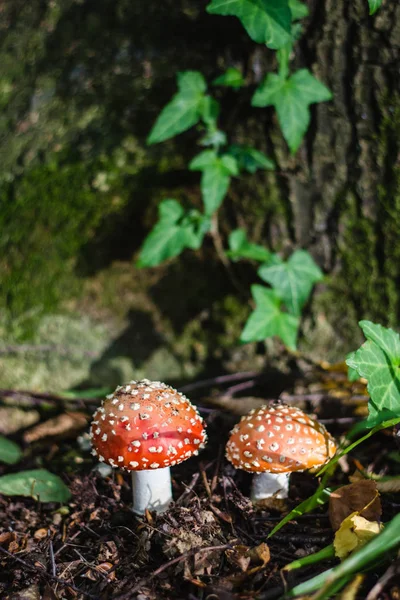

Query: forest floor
[[1, 361, 399, 600]]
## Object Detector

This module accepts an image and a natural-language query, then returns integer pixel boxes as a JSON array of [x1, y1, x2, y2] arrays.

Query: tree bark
[[228, 0, 400, 355]]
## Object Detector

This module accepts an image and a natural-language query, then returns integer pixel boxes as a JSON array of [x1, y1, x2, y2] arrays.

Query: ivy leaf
[[227, 144, 275, 173], [212, 68, 245, 89], [252, 69, 332, 153], [189, 151, 238, 215], [258, 250, 323, 315], [346, 355, 360, 383], [147, 71, 207, 144], [206, 0, 292, 49], [240, 285, 299, 350], [190, 149, 218, 170], [0, 436, 22, 465], [227, 229, 272, 262], [137, 199, 210, 267], [289, 0, 309, 20], [180, 210, 212, 250], [0, 469, 71, 503], [346, 321, 400, 424], [200, 95, 221, 128], [368, 0, 382, 15]]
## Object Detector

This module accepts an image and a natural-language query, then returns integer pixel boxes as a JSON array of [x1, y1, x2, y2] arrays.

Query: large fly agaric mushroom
[[90, 379, 207, 514], [226, 404, 337, 504]]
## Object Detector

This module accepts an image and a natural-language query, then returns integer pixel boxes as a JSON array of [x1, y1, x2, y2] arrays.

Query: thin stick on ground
[[0, 545, 98, 599]]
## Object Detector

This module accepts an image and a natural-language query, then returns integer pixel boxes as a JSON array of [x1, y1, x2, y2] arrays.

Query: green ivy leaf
[[147, 71, 207, 144], [189, 149, 217, 170], [289, 0, 309, 20], [189, 151, 238, 215], [212, 67, 245, 89], [346, 321, 400, 423], [0, 436, 22, 465], [368, 0, 382, 15], [137, 199, 210, 267], [180, 210, 212, 250], [240, 285, 299, 350], [258, 250, 323, 316], [206, 0, 292, 49], [227, 145, 275, 173], [227, 229, 272, 262], [252, 69, 332, 153], [346, 355, 360, 383], [0, 469, 71, 503], [200, 95, 221, 128]]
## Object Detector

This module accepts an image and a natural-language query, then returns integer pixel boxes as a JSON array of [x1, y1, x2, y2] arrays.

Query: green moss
[[0, 160, 127, 330], [335, 101, 400, 328]]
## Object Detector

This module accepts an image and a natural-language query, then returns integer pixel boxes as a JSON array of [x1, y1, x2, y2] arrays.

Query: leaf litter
[[0, 360, 400, 599]]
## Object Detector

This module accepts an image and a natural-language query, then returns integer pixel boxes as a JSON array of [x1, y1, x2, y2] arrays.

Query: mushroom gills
[[131, 467, 172, 514], [250, 471, 290, 502]]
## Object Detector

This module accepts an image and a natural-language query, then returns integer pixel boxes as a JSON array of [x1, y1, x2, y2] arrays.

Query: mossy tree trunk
[[301, 1, 398, 314], [230, 0, 400, 347], [1, 0, 399, 362]]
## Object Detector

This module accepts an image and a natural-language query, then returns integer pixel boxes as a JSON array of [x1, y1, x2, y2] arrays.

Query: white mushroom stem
[[250, 472, 290, 503], [131, 467, 172, 514]]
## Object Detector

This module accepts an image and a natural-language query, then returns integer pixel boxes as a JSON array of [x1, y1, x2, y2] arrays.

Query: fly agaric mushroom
[[90, 379, 207, 514], [226, 404, 336, 504]]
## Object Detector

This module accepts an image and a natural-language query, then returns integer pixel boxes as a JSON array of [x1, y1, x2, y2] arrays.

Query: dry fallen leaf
[[9, 584, 41, 600], [225, 545, 251, 572], [83, 562, 116, 582], [0, 407, 40, 435], [226, 542, 271, 584], [246, 542, 270, 566], [0, 531, 17, 548], [334, 512, 383, 560], [329, 480, 381, 531], [24, 412, 87, 443], [375, 478, 400, 493], [33, 528, 48, 540], [42, 585, 59, 600]]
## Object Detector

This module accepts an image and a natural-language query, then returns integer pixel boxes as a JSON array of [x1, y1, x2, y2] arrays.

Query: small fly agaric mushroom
[[90, 379, 207, 514], [226, 404, 336, 504]]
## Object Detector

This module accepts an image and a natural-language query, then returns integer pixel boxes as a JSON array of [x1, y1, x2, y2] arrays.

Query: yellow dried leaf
[[334, 512, 383, 560], [33, 528, 48, 540], [246, 542, 270, 566]]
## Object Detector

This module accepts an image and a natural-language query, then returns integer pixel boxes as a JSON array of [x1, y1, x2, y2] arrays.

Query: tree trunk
[[229, 0, 400, 357]]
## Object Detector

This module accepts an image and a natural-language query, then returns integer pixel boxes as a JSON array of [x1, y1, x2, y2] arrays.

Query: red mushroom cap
[[226, 404, 337, 474], [90, 380, 207, 471]]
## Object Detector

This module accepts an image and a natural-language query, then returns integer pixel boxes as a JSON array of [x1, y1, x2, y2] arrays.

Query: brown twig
[[0, 545, 98, 599], [0, 388, 99, 407], [178, 371, 259, 394], [48, 538, 56, 577], [366, 559, 400, 600], [175, 472, 200, 505], [209, 213, 248, 298]]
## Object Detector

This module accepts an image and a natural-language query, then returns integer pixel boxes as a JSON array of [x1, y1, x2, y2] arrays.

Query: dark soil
[[1, 364, 399, 600]]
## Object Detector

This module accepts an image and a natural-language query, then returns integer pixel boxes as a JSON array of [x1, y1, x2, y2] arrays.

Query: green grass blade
[[283, 543, 334, 571], [317, 416, 400, 476], [268, 481, 332, 538], [284, 513, 400, 597]]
